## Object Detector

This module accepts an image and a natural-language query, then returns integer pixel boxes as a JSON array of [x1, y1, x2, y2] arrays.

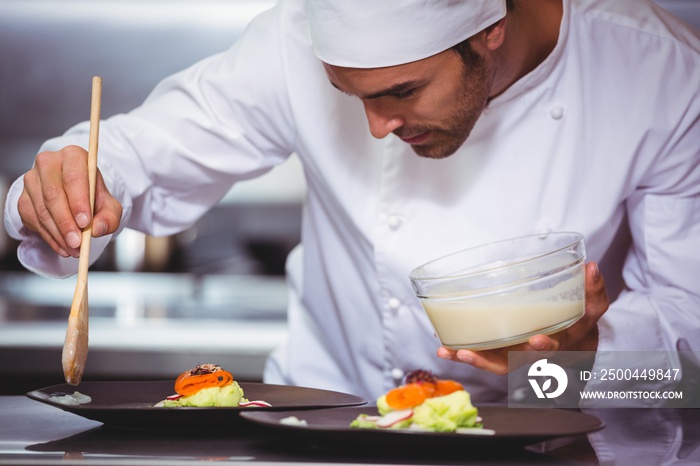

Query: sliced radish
[[238, 400, 272, 408], [376, 409, 413, 428], [166, 394, 183, 401]]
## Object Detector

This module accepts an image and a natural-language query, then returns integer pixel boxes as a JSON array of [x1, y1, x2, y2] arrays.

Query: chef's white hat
[[306, 0, 507, 68]]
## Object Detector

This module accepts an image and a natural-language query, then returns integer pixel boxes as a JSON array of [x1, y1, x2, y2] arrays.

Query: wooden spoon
[[62, 76, 102, 385]]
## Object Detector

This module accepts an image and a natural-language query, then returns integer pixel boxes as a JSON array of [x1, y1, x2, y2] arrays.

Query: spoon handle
[[81, 75, 102, 263], [62, 76, 101, 385]]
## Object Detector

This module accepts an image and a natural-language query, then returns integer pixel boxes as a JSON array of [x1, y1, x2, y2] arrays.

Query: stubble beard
[[405, 56, 493, 160]]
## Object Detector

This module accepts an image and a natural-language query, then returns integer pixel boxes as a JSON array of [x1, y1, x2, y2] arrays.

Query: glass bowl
[[409, 232, 586, 351]]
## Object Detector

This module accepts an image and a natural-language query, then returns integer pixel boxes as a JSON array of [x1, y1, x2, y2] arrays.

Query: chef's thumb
[[585, 262, 609, 320], [92, 169, 123, 237]]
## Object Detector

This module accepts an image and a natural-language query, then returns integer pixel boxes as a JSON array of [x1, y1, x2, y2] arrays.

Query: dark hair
[[451, 37, 483, 67], [450, 0, 513, 65]]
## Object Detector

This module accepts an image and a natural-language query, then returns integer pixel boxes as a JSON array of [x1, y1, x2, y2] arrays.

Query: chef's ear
[[482, 18, 507, 51]]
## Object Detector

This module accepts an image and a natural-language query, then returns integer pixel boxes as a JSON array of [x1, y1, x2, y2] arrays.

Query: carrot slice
[[385, 383, 430, 410], [420, 382, 438, 397], [433, 379, 464, 397], [174, 370, 234, 396]]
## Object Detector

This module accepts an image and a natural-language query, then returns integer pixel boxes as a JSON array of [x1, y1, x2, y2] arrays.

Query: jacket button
[[388, 297, 401, 311], [388, 215, 402, 230], [550, 106, 564, 120]]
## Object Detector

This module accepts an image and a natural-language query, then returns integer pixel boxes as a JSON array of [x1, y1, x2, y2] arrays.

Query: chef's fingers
[[529, 262, 608, 352], [454, 349, 511, 375], [91, 169, 123, 237], [18, 183, 71, 257], [437, 346, 458, 361], [556, 261, 607, 351], [563, 261, 607, 351], [60, 145, 94, 232], [529, 334, 557, 351], [438, 345, 529, 375], [584, 261, 609, 322], [61, 146, 122, 238], [37, 148, 90, 256], [20, 155, 79, 257]]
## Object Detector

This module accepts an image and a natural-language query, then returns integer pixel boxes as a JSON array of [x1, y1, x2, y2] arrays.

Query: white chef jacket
[[5, 0, 700, 402]]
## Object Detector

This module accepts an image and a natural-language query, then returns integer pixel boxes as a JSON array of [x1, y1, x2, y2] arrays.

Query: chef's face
[[324, 45, 494, 159]]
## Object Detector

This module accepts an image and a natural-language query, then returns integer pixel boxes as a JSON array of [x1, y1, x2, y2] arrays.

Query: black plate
[[26, 381, 366, 430], [240, 405, 605, 449]]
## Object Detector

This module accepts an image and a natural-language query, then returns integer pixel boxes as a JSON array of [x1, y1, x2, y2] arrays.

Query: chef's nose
[[363, 102, 403, 139]]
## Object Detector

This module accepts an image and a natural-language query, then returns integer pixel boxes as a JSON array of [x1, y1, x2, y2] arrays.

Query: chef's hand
[[436, 262, 609, 375], [17, 145, 123, 258]]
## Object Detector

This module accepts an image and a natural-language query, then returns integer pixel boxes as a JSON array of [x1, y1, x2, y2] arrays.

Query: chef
[[4, 0, 700, 402]]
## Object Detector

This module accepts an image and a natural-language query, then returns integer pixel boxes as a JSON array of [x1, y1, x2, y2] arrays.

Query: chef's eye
[[392, 88, 416, 100]]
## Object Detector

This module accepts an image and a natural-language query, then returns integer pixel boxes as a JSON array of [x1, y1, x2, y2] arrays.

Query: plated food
[[155, 364, 271, 408], [240, 405, 605, 450], [350, 370, 492, 434], [27, 380, 366, 430], [47, 391, 92, 406]]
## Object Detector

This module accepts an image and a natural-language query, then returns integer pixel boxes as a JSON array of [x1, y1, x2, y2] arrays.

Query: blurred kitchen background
[[0, 0, 302, 394], [0, 0, 698, 395]]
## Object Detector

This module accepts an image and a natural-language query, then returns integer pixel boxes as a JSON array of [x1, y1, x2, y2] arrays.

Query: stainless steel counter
[[0, 396, 584, 465], [2, 395, 700, 465]]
